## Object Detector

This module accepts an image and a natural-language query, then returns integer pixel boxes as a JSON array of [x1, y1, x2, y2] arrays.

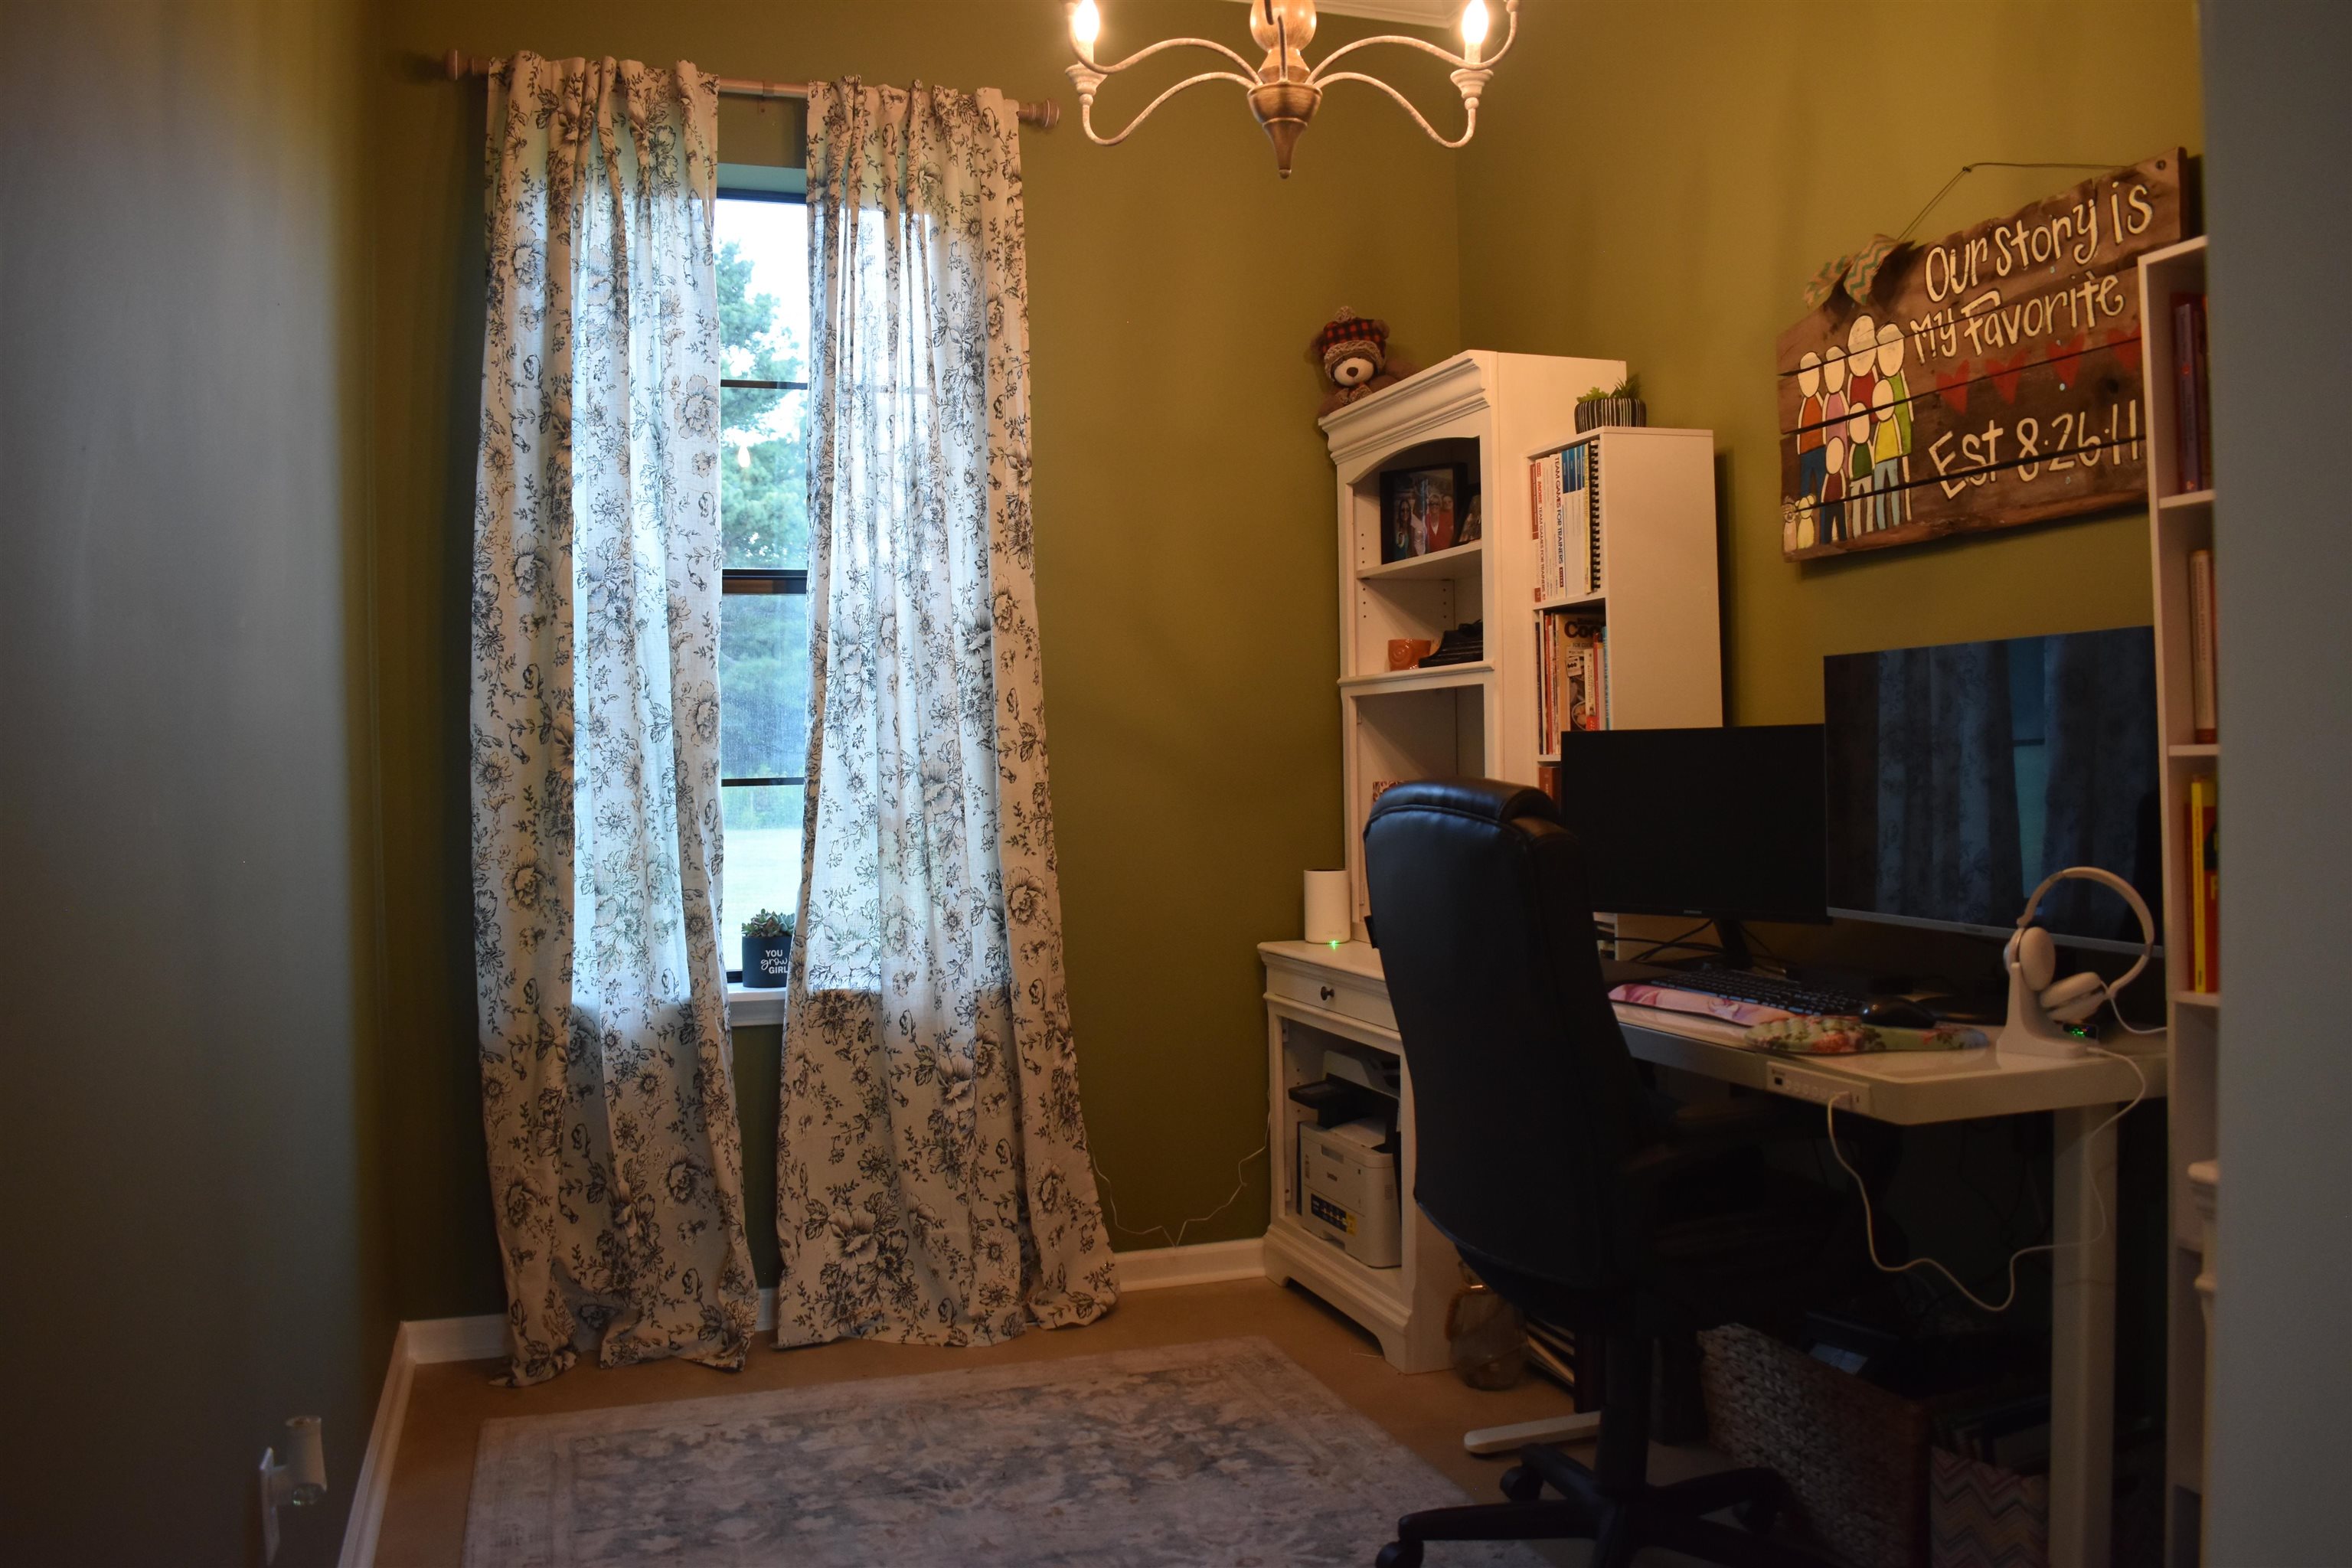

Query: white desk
[[1617, 1003, 2164, 1568], [1260, 939, 2167, 1568]]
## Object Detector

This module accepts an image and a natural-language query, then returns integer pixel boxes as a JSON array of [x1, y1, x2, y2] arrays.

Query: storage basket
[[1929, 1448, 2048, 1568], [1698, 1324, 1933, 1568]]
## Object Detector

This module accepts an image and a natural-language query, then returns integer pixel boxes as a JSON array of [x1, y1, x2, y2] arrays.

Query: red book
[[2172, 292, 2210, 493]]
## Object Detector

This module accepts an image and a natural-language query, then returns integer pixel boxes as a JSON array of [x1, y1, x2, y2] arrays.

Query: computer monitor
[[1551, 725, 1830, 963], [1821, 628, 2162, 955]]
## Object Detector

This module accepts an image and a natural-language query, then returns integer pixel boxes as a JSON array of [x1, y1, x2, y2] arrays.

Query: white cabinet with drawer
[[1259, 939, 1456, 1373]]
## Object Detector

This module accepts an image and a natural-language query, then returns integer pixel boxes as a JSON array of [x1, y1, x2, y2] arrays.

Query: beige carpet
[[461, 1334, 1550, 1566]]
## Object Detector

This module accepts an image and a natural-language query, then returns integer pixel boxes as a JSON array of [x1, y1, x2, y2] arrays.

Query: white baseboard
[[336, 1324, 413, 1568], [401, 1312, 509, 1365], [1111, 1236, 1267, 1290], [342, 1236, 1270, 1564]]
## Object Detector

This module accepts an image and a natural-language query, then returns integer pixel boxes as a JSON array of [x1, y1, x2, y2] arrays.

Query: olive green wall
[[375, 0, 2207, 1321], [1455, 0, 2202, 727], [3, 2, 384, 1562], [371, 0, 1464, 1314]]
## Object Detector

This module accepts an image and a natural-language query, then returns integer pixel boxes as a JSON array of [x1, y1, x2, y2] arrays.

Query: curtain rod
[[441, 51, 1063, 129]]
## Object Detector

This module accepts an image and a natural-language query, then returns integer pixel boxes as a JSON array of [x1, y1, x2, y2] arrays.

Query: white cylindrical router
[[1303, 869, 1351, 946]]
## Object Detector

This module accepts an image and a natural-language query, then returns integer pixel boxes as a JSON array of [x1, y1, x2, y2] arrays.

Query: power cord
[[1625, 920, 1717, 963], [1093, 1139, 1269, 1251], [1822, 990, 2151, 1315], [2092, 977, 2168, 1037]]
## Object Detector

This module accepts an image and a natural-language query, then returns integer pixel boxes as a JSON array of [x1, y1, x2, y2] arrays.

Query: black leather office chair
[[1364, 779, 1858, 1568]]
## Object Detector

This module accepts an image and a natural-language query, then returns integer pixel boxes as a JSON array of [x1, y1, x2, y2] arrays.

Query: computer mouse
[[1857, 996, 1939, 1029]]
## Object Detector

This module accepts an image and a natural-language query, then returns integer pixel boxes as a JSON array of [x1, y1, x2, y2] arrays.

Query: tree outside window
[[716, 193, 811, 975]]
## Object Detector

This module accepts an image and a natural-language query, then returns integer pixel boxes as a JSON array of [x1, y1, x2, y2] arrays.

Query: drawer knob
[[1320, 985, 1336, 1003]]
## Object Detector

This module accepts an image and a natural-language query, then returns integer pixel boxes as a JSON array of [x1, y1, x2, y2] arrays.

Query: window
[[716, 188, 812, 976]]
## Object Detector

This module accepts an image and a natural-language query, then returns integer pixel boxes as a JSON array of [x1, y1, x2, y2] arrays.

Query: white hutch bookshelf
[[1259, 351, 1723, 1372], [2141, 234, 2218, 1568]]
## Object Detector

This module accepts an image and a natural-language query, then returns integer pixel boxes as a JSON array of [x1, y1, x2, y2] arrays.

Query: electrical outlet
[[256, 1446, 283, 1564], [1765, 1063, 1870, 1116]]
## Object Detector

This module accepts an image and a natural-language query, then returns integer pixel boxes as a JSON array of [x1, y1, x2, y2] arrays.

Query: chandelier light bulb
[[1070, 0, 1101, 49], [1461, 0, 1490, 48]]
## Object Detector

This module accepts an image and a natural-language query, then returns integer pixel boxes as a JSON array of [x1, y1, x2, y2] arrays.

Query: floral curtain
[[469, 52, 758, 1385], [776, 80, 1116, 1348]]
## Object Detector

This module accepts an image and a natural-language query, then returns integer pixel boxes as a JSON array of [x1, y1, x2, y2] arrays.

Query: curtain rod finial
[[444, 49, 467, 80]]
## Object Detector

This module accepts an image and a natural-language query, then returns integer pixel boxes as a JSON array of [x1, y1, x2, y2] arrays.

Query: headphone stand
[[1997, 953, 2095, 1059]]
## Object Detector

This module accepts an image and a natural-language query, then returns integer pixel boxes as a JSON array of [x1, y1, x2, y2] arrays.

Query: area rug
[[462, 1334, 1550, 1566]]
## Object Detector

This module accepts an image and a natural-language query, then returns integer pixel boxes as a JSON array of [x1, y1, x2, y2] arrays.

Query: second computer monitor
[[1551, 725, 1829, 926]]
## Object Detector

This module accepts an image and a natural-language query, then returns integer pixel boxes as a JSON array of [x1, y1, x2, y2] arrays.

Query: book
[[1532, 455, 1558, 602], [2188, 547, 2218, 743], [1568, 443, 1588, 597], [1527, 459, 1545, 603], [1560, 637, 1589, 739], [1543, 614, 1606, 740], [1554, 449, 1573, 600], [1594, 625, 1609, 729], [2172, 292, 2211, 492], [1585, 437, 1604, 595], [2188, 773, 2219, 993], [1534, 614, 1552, 752]]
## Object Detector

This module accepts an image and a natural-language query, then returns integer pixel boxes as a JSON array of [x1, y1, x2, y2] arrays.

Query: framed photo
[[1380, 462, 1472, 563]]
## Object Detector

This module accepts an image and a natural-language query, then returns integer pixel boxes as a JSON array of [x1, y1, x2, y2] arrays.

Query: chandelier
[[1065, 0, 1521, 178]]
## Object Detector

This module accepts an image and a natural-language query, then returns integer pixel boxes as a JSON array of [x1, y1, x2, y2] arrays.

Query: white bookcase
[[1319, 351, 1723, 940], [1258, 353, 1724, 1373], [2141, 234, 2217, 1568], [1526, 426, 1725, 766]]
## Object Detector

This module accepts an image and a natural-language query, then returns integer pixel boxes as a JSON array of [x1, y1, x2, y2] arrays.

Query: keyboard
[[1635, 967, 1870, 1018]]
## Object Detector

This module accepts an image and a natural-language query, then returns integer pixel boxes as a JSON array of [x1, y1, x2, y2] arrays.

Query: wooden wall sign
[[1777, 151, 2186, 560]]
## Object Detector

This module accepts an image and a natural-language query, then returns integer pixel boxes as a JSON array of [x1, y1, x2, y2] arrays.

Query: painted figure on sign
[[1844, 316, 1879, 528], [1795, 351, 1827, 544], [1821, 432, 1849, 544], [1869, 322, 1913, 529], [1819, 343, 1851, 535]]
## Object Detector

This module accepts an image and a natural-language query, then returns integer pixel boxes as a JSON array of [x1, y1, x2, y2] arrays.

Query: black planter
[[741, 932, 792, 988], [1573, 397, 1647, 433]]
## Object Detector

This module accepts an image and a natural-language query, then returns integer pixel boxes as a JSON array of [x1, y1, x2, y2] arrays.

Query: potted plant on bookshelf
[[741, 908, 793, 988], [1574, 374, 1647, 433]]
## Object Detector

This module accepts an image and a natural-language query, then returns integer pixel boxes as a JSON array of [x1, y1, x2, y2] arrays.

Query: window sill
[[727, 985, 788, 1027]]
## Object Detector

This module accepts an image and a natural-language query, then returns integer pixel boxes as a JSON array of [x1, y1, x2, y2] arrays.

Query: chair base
[[1377, 1444, 1834, 1568]]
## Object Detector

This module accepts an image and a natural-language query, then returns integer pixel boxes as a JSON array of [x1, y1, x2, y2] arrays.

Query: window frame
[[717, 184, 812, 988]]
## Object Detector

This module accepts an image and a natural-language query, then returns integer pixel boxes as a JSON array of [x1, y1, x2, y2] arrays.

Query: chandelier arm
[[1306, 34, 1467, 80], [1083, 34, 1262, 79], [1306, 2, 1521, 83], [1077, 70, 1262, 147], [1312, 70, 1477, 149]]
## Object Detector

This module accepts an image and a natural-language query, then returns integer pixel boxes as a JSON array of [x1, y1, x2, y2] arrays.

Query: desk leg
[[2049, 1102, 2118, 1568]]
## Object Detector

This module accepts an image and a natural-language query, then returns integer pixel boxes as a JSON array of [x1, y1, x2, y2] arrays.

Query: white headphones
[[1998, 866, 2155, 1057]]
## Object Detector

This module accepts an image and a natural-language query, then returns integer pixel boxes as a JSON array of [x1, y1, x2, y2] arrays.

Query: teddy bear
[[1312, 307, 1411, 418]]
